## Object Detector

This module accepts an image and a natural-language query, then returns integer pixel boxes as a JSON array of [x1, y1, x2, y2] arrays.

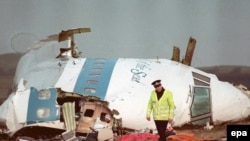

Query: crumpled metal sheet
[[62, 102, 76, 131]]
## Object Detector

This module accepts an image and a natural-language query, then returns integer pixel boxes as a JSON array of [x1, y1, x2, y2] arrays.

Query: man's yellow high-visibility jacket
[[146, 90, 175, 120]]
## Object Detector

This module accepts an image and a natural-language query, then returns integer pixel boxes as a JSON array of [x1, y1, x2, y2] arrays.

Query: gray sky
[[0, 0, 250, 67]]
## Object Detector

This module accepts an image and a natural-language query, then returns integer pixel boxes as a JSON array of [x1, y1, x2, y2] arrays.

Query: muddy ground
[[174, 117, 250, 140], [175, 124, 227, 140], [0, 117, 249, 140]]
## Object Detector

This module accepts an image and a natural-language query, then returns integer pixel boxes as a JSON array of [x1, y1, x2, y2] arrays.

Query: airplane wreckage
[[0, 28, 250, 140]]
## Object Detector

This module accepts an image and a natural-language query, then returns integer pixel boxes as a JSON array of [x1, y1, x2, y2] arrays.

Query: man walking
[[146, 80, 175, 141]]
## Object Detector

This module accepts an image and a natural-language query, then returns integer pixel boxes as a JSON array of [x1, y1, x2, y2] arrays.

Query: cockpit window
[[191, 72, 212, 125], [190, 86, 212, 125], [191, 87, 211, 117], [192, 72, 210, 86]]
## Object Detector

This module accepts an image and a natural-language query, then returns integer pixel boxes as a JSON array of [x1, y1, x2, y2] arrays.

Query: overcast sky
[[0, 0, 250, 67]]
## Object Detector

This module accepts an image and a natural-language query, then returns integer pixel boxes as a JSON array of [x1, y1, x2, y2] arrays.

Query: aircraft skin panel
[[13, 89, 30, 124], [0, 88, 63, 135], [0, 89, 30, 133], [210, 80, 250, 123], [15, 58, 66, 90], [104, 58, 151, 99], [55, 58, 118, 99], [105, 59, 154, 128], [14, 53, 37, 86], [26, 87, 59, 124], [1, 89, 30, 133], [13, 40, 70, 90], [0, 94, 16, 132], [73, 58, 117, 99], [55, 58, 86, 92], [105, 59, 196, 129]]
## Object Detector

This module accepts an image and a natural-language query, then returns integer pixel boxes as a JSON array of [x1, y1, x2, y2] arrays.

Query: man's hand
[[146, 117, 150, 121], [168, 119, 173, 123]]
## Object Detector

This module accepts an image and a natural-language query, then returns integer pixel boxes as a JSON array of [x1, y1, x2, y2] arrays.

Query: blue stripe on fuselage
[[73, 58, 117, 100], [27, 87, 59, 124]]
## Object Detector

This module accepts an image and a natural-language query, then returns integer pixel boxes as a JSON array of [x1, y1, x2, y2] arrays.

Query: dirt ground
[[175, 124, 227, 140], [174, 118, 250, 140]]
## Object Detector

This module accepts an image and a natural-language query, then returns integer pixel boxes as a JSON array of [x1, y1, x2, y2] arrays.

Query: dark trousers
[[154, 120, 168, 141]]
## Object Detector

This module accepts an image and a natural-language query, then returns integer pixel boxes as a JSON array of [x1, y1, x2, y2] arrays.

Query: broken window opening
[[100, 112, 111, 123], [84, 109, 94, 117]]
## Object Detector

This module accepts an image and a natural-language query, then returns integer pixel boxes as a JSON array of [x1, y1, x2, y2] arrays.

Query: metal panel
[[27, 87, 59, 124], [73, 58, 117, 99], [62, 102, 76, 131]]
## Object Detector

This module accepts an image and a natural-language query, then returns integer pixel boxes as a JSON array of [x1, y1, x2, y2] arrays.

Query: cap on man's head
[[151, 80, 161, 87]]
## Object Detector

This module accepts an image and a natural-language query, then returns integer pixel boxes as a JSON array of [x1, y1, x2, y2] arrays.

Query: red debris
[[114, 133, 159, 141]]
